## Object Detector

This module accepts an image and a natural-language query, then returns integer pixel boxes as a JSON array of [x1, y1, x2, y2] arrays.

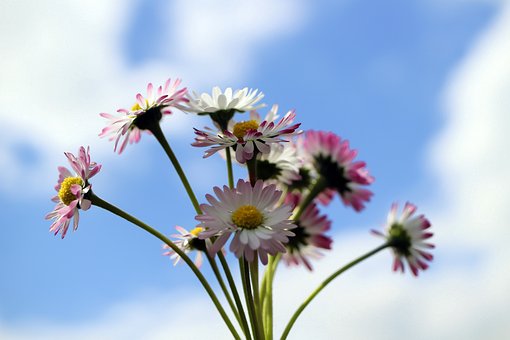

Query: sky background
[[1, 0, 510, 339]]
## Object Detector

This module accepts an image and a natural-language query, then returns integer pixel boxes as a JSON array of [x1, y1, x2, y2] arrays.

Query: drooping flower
[[196, 179, 296, 265], [99, 78, 188, 154], [372, 202, 434, 276], [282, 194, 333, 270], [192, 105, 301, 163], [45, 146, 101, 238], [303, 130, 374, 211], [163, 226, 206, 268]]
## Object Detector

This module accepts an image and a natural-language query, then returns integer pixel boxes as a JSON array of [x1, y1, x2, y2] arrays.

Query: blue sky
[[1, 0, 510, 339]]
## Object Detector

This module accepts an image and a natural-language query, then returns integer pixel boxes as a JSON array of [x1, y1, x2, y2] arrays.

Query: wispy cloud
[[0, 0, 308, 196]]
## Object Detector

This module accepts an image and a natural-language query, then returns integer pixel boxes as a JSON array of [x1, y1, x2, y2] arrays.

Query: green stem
[[206, 254, 242, 330], [226, 147, 235, 189], [246, 156, 258, 186], [280, 243, 390, 340], [241, 259, 262, 340], [89, 193, 240, 340], [219, 253, 252, 340], [150, 123, 202, 214], [293, 176, 327, 221], [263, 253, 280, 340], [250, 258, 264, 340]]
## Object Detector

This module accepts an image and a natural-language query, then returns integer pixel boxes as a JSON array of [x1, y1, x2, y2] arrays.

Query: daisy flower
[[45, 146, 101, 238], [256, 142, 301, 185], [372, 202, 434, 276], [285, 136, 317, 193], [196, 179, 296, 265], [185, 86, 265, 114], [303, 130, 374, 211], [163, 226, 206, 268], [99, 78, 188, 154], [192, 104, 301, 163], [282, 194, 333, 271]]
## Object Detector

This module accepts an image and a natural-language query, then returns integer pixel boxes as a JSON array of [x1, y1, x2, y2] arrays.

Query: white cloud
[[430, 0, 510, 247], [0, 0, 308, 196]]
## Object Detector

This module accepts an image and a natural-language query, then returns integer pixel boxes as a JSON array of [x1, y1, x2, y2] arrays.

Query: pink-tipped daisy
[[99, 78, 188, 154], [372, 202, 434, 276], [303, 130, 374, 211], [282, 194, 333, 271], [196, 179, 296, 265], [192, 104, 301, 163], [45, 146, 101, 238], [163, 226, 206, 268]]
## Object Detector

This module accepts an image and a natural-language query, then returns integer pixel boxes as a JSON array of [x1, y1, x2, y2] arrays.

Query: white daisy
[[184, 87, 265, 114]]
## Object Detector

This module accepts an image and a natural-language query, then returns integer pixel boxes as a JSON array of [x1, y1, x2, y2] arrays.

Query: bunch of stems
[[90, 122, 389, 340]]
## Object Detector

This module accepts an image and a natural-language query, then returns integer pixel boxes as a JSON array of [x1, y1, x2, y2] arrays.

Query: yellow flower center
[[233, 120, 259, 139], [58, 177, 84, 206], [231, 205, 263, 230], [131, 99, 150, 111], [190, 227, 204, 237]]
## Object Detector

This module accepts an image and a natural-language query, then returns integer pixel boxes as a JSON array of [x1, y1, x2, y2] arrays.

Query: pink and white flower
[[184, 87, 265, 114], [285, 136, 317, 193], [192, 105, 301, 163], [256, 142, 301, 185], [372, 202, 434, 276], [303, 130, 374, 211], [45, 146, 101, 238], [282, 194, 333, 270], [196, 179, 296, 264], [163, 226, 205, 268], [99, 78, 188, 154]]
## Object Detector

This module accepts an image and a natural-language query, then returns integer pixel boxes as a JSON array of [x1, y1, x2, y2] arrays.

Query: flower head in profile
[[45, 146, 101, 238], [192, 105, 301, 163], [282, 194, 333, 270], [184, 87, 265, 128], [99, 78, 188, 154], [163, 226, 206, 268], [284, 136, 316, 193], [372, 202, 434, 276], [303, 130, 374, 211], [256, 143, 301, 185], [196, 179, 296, 265]]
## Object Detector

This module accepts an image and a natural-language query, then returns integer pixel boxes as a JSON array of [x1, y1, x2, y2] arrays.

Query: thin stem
[[264, 253, 280, 340], [241, 259, 262, 340], [226, 147, 235, 189], [246, 157, 258, 186], [89, 193, 240, 340], [150, 123, 202, 214], [280, 243, 390, 340], [250, 258, 264, 340], [206, 254, 242, 330], [259, 267, 269, 312], [219, 253, 252, 340]]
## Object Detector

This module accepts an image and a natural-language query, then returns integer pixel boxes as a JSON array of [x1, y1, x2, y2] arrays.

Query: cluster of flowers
[[45, 79, 434, 339]]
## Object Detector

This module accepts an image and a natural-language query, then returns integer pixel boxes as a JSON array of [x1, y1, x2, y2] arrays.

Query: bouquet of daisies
[[46, 79, 434, 340]]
